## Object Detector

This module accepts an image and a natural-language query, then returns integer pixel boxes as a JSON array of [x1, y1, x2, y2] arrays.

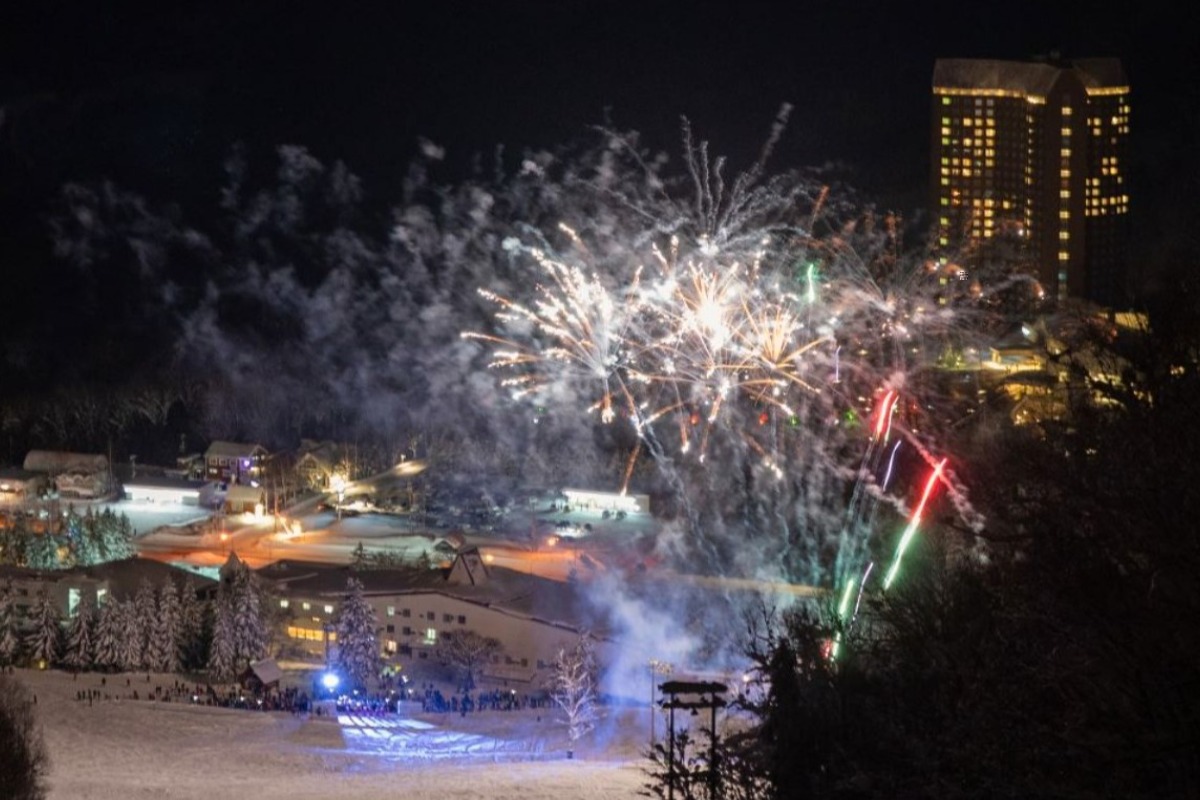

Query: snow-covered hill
[[15, 668, 647, 800]]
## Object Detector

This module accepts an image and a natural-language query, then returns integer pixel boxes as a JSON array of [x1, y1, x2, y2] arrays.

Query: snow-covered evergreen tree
[[95, 509, 134, 563], [147, 578, 181, 673], [63, 593, 96, 671], [333, 577, 380, 690], [229, 561, 267, 672], [25, 532, 61, 571], [117, 600, 142, 672], [206, 590, 236, 682], [350, 541, 368, 570], [24, 590, 61, 666], [75, 507, 102, 566], [92, 595, 122, 671], [132, 578, 157, 669], [177, 576, 206, 670], [0, 581, 22, 666]]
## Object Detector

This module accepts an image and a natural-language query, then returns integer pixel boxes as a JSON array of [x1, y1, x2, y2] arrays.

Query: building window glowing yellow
[[1060, 190, 1070, 199], [286, 626, 334, 642], [1058, 252, 1069, 261]]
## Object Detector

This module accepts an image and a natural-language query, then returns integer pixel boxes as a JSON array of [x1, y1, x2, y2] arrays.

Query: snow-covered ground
[[16, 668, 648, 800]]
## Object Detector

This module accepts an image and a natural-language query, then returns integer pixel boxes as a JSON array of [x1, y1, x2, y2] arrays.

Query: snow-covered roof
[[205, 441, 267, 459], [122, 476, 216, 491], [22, 450, 109, 475], [83, 557, 216, 599], [244, 658, 283, 686], [0, 467, 43, 483], [256, 558, 606, 635], [933, 57, 1126, 97]]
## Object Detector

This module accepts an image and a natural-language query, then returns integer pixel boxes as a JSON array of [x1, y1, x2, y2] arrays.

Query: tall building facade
[[931, 57, 1130, 307]]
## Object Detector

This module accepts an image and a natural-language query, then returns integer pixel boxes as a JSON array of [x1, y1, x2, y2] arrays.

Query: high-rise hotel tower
[[931, 57, 1130, 306]]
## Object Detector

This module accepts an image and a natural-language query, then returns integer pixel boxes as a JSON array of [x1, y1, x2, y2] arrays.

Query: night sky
[[1, 0, 1195, 295]]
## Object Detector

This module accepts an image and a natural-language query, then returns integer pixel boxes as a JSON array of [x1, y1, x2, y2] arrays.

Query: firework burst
[[466, 112, 980, 591]]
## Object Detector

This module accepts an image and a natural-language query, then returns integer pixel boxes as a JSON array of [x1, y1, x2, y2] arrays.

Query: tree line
[[0, 507, 135, 570]]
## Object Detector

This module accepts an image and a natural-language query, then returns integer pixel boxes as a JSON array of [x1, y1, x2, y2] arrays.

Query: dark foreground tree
[[0, 675, 48, 800]]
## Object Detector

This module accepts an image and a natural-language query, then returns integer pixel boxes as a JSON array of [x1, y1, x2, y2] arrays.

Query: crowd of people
[[66, 671, 566, 722], [419, 684, 554, 715], [68, 673, 313, 714]]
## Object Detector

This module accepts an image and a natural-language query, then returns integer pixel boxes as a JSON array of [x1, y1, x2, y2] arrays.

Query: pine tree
[[117, 600, 141, 672], [206, 591, 236, 682], [333, 577, 380, 691], [177, 576, 206, 671], [92, 596, 122, 671], [95, 509, 134, 563], [230, 562, 267, 672], [24, 590, 61, 666], [0, 581, 22, 666], [132, 578, 157, 670], [63, 593, 96, 671], [25, 532, 60, 571], [350, 541, 368, 570], [147, 578, 181, 673], [76, 507, 102, 566]]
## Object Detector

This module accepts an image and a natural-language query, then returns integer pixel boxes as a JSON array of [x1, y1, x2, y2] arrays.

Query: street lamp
[[648, 659, 673, 749], [330, 474, 347, 520]]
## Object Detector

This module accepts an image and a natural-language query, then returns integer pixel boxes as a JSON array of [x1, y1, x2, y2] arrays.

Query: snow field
[[15, 668, 648, 800]]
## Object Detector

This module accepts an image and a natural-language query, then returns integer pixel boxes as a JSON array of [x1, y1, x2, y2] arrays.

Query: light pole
[[648, 659, 673, 749], [331, 474, 347, 521]]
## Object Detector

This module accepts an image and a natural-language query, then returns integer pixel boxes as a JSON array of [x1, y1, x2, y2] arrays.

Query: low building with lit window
[[259, 549, 611, 685], [0, 565, 109, 623], [22, 450, 112, 499], [0, 469, 47, 507], [122, 475, 219, 507], [562, 488, 650, 515]]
